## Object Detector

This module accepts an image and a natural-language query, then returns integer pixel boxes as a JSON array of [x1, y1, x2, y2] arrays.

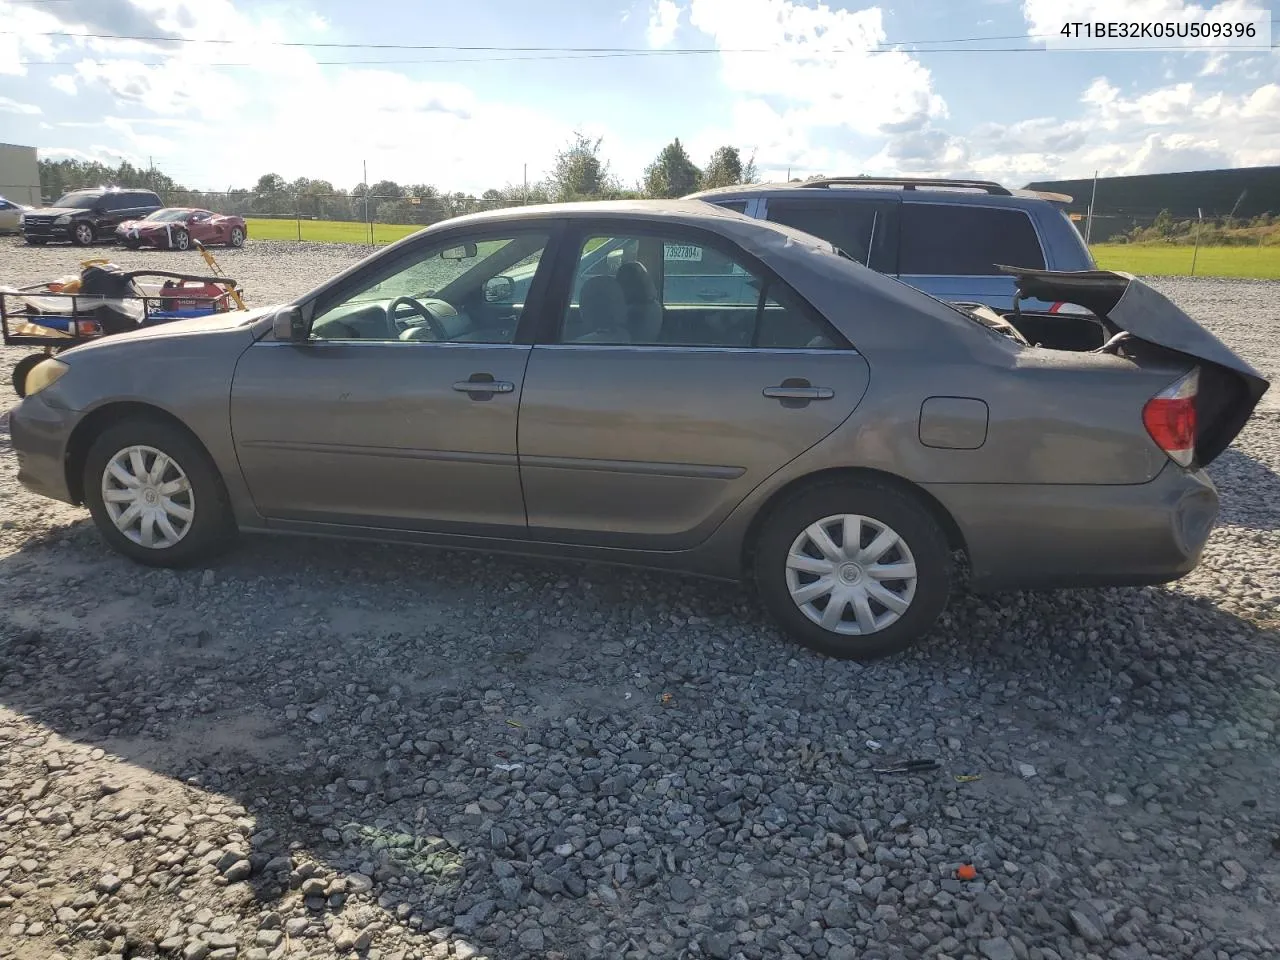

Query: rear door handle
[[763, 385, 834, 400]]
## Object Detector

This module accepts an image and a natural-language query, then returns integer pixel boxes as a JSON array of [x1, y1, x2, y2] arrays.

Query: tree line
[[37, 133, 759, 226]]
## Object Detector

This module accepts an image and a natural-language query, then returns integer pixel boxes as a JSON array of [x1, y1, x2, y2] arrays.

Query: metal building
[[0, 143, 41, 206]]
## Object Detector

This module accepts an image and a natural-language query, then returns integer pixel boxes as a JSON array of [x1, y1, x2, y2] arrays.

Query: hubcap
[[76, 225, 92, 243], [101, 445, 196, 549], [785, 513, 918, 636], [232, 229, 243, 245], [176, 233, 188, 249]]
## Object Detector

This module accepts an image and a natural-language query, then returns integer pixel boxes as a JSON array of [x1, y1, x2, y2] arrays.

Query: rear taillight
[[1143, 368, 1199, 467]]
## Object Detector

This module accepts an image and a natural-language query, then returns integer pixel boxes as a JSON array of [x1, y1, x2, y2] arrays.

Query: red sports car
[[115, 208, 247, 251]]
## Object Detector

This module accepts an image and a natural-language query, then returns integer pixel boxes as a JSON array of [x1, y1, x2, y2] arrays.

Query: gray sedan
[[9, 200, 1269, 659]]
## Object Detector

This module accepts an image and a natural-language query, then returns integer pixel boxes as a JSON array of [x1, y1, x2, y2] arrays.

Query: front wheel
[[171, 228, 190, 251], [72, 222, 95, 246], [83, 418, 236, 567], [12, 353, 45, 398], [753, 479, 951, 660]]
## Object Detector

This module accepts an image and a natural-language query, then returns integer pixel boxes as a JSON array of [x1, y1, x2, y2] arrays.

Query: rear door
[[898, 201, 1053, 310], [516, 220, 870, 550], [760, 196, 900, 273]]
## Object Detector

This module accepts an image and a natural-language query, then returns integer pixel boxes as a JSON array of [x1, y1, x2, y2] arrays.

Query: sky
[[0, 0, 1277, 196]]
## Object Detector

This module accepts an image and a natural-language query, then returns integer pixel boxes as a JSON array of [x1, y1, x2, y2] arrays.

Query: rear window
[[900, 204, 1046, 275], [715, 200, 748, 214], [765, 199, 894, 270]]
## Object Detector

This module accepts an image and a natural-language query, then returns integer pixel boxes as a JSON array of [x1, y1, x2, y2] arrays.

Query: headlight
[[54, 214, 71, 224], [23, 358, 69, 397]]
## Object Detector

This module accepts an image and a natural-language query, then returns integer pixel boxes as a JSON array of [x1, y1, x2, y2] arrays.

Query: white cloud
[[686, 0, 945, 137], [0, 96, 41, 115], [647, 0, 681, 47], [867, 76, 1280, 185]]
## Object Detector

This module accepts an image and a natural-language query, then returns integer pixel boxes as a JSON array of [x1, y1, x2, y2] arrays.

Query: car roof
[[685, 179, 1072, 208]]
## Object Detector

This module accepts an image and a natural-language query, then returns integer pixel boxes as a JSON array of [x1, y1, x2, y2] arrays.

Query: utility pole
[[363, 159, 371, 246], [1084, 168, 1098, 245], [1190, 208, 1203, 276], [523, 163, 528, 205]]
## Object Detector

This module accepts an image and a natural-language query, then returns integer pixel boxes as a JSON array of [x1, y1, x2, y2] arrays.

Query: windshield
[[144, 209, 192, 222], [52, 191, 100, 209]]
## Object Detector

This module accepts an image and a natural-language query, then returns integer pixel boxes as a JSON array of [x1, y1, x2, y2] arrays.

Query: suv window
[[765, 199, 897, 271], [899, 204, 1045, 275]]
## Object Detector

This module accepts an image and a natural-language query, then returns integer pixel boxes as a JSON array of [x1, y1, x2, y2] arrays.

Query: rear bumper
[[9, 392, 78, 505], [926, 465, 1219, 591]]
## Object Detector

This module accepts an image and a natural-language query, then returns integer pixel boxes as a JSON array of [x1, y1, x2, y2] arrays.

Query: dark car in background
[[21, 187, 163, 246], [116, 207, 247, 251], [685, 177, 1095, 312]]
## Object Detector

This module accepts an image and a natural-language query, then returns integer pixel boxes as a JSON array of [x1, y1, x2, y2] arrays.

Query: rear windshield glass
[[900, 204, 1046, 275], [52, 191, 101, 209]]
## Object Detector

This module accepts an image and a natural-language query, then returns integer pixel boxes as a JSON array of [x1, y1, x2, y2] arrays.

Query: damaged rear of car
[[974, 268, 1268, 469]]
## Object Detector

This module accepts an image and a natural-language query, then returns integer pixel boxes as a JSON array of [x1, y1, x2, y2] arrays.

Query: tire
[[72, 222, 95, 246], [11, 353, 45, 398], [83, 418, 236, 567], [172, 228, 190, 251], [753, 479, 951, 660], [228, 226, 245, 248]]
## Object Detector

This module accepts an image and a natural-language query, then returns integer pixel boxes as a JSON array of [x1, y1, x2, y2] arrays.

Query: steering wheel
[[386, 296, 447, 340]]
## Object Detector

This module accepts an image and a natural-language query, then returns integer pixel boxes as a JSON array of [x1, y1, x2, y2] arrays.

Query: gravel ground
[[1, 238, 1278, 960]]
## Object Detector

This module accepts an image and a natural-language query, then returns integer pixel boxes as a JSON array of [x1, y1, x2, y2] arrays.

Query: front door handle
[[763, 384, 834, 400], [453, 373, 515, 399]]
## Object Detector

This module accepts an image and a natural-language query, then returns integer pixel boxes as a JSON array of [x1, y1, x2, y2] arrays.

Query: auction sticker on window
[[664, 243, 703, 262], [1046, 8, 1270, 50]]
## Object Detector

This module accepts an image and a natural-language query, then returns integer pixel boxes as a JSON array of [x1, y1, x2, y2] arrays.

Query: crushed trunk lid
[[999, 266, 1270, 465]]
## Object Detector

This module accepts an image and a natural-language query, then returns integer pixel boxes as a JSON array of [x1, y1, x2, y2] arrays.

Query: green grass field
[[245, 218, 421, 245], [1091, 244, 1280, 280], [247, 216, 1280, 280]]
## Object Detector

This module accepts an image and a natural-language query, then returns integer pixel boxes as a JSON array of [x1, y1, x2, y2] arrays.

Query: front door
[[230, 226, 559, 533], [517, 222, 870, 550]]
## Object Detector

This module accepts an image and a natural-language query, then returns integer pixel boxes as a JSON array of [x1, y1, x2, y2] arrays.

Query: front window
[[558, 230, 845, 350], [53, 191, 100, 209], [144, 209, 192, 222], [309, 230, 551, 344]]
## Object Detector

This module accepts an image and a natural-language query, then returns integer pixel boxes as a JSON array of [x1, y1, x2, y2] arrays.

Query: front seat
[[614, 261, 663, 343], [571, 275, 630, 343]]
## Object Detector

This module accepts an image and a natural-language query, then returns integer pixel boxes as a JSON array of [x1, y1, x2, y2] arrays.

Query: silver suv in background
[[685, 177, 1096, 311]]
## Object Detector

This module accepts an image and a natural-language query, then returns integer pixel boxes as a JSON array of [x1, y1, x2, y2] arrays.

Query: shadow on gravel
[[1209, 447, 1280, 530], [2, 515, 1279, 958]]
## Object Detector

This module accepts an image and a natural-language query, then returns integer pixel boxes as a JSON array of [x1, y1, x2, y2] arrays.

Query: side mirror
[[483, 275, 514, 303], [272, 305, 307, 341], [441, 241, 478, 261]]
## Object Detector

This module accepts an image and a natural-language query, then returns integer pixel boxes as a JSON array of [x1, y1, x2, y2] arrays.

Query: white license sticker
[[664, 243, 703, 262]]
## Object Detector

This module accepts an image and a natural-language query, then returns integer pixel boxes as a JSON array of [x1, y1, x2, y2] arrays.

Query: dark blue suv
[[684, 177, 1097, 312]]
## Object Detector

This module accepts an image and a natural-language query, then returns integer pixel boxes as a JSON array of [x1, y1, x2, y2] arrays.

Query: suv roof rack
[[798, 176, 1013, 196]]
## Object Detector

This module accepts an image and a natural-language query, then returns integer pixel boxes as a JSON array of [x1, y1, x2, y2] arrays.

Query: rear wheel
[[172, 228, 190, 251], [72, 222, 95, 246], [753, 479, 951, 660], [228, 226, 245, 248], [83, 418, 236, 567]]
